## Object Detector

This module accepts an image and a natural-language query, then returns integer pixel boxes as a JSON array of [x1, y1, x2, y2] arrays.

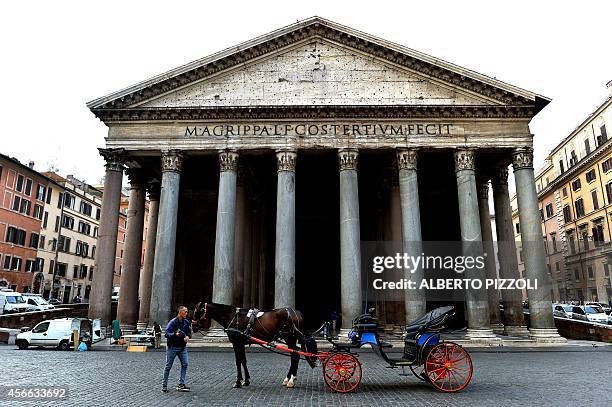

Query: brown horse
[[192, 302, 316, 389]]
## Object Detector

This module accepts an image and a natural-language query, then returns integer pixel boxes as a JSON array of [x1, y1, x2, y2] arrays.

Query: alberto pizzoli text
[[372, 278, 537, 291]]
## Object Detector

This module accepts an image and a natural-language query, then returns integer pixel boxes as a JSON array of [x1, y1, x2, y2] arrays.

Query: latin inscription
[[185, 123, 453, 138]]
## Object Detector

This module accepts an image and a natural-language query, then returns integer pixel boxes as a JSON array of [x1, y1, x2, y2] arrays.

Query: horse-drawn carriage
[[193, 303, 473, 393], [320, 305, 473, 393]]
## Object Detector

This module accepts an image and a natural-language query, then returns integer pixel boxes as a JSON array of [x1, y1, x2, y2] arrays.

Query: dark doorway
[[418, 150, 465, 326], [418, 150, 461, 241], [295, 152, 341, 329]]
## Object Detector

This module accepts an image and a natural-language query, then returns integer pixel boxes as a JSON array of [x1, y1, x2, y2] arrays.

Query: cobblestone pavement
[[1, 346, 611, 406]]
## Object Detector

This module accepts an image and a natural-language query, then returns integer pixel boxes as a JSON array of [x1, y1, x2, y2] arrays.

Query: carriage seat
[[352, 312, 379, 332], [404, 324, 422, 340], [403, 306, 455, 339]]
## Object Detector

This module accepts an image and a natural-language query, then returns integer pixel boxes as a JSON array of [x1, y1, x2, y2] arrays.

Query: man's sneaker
[[176, 384, 191, 392], [161, 385, 168, 393]]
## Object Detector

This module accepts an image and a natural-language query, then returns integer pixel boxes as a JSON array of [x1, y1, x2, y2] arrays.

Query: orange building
[[0, 154, 54, 293]]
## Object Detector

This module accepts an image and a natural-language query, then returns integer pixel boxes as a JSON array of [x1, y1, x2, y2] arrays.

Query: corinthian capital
[[147, 181, 161, 201], [125, 168, 147, 189], [397, 148, 418, 171], [511, 147, 534, 170], [219, 150, 238, 172], [161, 150, 183, 173], [338, 149, 358, 171], [454, 149, 475, 172], [276, 150, 297, 172], [98, 148, 125, 172], [491, 164, 510, 186], [476, 178, 490, 200]]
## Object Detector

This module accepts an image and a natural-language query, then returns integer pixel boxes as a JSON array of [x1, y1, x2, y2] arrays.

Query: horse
[[192, 302, 316, 389]]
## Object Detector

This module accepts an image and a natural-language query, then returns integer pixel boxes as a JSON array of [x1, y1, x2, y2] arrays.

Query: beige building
[[38, 173, 102, 303], [513, 82, 612, 304]]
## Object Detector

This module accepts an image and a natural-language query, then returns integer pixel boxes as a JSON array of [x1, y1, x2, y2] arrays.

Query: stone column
[[339, 149, 363, 332], [397, 149, 426, 324], [491, 165, 529, 336], [242, 204, 253, 308], [274, 150, 297, 308], [137, 182, 160, 326], [388, 171, 405, 334], [117, 169, 147, 331], [233, 168, 246, 306], [208, 151, 238, 336], [149, 151, 183, 327], [476, 177, 504, 334], [454, 149, 497, 341], [512, 147, 565, 342], [88, 148, 125, 326]]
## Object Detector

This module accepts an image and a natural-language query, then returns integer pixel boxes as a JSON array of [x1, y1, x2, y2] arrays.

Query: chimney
[[28, 161, 34, 169], [607, 80, 612, 97]]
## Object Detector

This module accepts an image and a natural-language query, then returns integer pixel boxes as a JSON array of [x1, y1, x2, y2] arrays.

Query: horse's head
[[192, 302, 208, 333]]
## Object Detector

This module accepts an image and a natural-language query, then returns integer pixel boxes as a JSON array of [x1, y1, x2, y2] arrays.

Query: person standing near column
[[162, 306, 192, 393]]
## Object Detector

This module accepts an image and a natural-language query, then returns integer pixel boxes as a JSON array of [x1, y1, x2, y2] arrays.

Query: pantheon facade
[[87, 17, 563, 342]]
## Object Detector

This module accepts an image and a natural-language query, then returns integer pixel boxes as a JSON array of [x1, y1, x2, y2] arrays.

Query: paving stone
[[0, 346, 610, 406]]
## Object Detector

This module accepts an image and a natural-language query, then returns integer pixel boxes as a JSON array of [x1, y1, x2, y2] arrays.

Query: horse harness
[[228, 307, 302, 341]]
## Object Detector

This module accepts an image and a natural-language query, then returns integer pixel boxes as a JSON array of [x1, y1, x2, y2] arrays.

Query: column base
[[504, 325, 530, 337], [338, 329, 352, 340], [529, 328, 567, 343], [465, 328, 502, 343], [491, 323, 505, 335]]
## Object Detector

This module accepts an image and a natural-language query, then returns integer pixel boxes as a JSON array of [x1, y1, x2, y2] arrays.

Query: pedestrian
[[162, 306, 192, 393], [330, 310, 337, 333], [153, 322, 162, 349]]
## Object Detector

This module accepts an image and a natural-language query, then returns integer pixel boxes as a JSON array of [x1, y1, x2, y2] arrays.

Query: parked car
[[22, 294, 55, 312], [15, 318, 102, 350], [47, 298, 62, 306], [582, 305, 608, 324], [586, 302, 611, 315], [0, 291, 29, 314], [552, 304, 573, 318], [570, 306, 588, 321]]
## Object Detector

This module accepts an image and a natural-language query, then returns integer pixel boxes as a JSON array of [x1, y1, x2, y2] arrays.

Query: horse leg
[[240, 343, 250, 386], [232, 342, 243, 388], [285, 337, 299, 388]]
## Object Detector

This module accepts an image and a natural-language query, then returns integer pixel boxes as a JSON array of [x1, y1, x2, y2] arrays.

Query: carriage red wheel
[[424, 342, 473, 393], [323, 352, 362, 393]]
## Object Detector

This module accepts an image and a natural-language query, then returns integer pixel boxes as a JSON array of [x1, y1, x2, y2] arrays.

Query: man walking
[[162, 306, 192, 393]]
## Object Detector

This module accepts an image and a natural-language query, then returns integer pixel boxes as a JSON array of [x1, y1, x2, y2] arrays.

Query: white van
[[22, 294, 55, 312], [15, 318, 102, 350], [0, 291, 29, 314]]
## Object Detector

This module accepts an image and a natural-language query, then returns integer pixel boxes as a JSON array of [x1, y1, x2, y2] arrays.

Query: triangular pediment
[[88, 16, 549, 116], [138, 40, 497, 108]]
